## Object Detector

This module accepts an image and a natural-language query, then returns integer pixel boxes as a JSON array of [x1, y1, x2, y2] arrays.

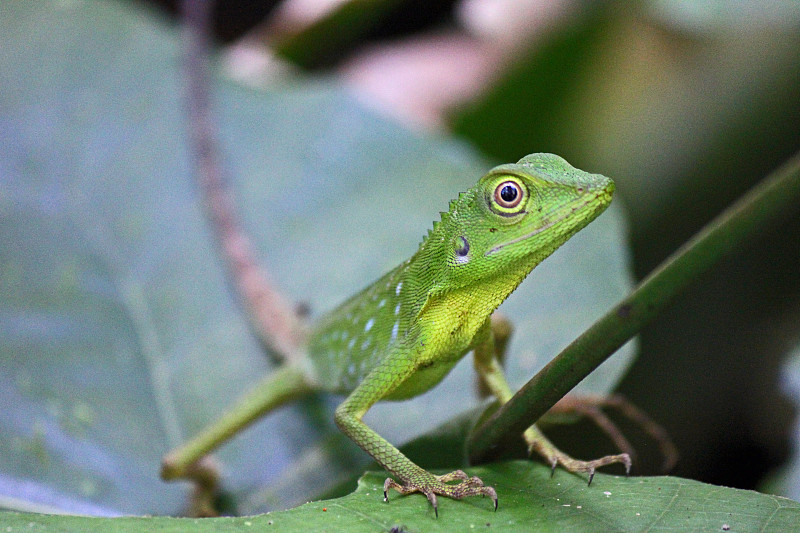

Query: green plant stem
[[468, 150, 800, 463]]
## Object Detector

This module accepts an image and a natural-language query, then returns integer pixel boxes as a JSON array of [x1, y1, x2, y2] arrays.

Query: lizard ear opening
[[449, 235, 471, 266], [455, 236, 469, 257]]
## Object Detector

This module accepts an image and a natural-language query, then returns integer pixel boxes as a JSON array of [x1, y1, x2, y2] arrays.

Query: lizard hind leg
[[523, 424, 631, 485], [161, 365, 312, 481], [160, 365, 313, 515], [546, 394, 679, 473], [473, 315, 631, 486]]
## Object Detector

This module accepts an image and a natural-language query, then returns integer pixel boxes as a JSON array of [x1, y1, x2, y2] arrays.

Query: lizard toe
[[383, 471, 498, 517]]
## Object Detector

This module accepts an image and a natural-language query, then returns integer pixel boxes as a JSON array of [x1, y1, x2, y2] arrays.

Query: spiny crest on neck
[[420, 191, 471, 247]]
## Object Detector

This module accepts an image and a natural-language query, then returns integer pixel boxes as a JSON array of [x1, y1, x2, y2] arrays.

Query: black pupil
[[500, 184, 518, 203]]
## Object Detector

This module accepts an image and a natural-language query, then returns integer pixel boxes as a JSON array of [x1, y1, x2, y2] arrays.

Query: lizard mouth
[[484, 191, 607, 256], [484, 211, 569, 256]]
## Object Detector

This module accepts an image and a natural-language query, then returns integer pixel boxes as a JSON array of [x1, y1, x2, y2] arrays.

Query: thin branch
[[182, 0, 306, 363], [469, 150, 800, 463]]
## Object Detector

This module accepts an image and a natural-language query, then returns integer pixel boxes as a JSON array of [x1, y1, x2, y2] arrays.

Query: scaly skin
[[162, 153, 619, 517]]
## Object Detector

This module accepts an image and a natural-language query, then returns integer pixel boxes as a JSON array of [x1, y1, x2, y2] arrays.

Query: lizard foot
[[383, 470, 498, 518], [549, 394, 678, 472], [535, 444, 631, 486], [524, 424, 631, 485]]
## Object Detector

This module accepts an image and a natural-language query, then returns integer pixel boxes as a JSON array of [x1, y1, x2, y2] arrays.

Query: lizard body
[[307, 154, 611, 396], [162, 153, 622, 516]]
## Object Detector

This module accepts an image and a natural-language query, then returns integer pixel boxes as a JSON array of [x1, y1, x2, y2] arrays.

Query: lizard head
[[427, 153, 614, 294]]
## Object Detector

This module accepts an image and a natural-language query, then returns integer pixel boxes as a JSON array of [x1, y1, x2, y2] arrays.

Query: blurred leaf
[[273, 0, 403, 68], [763, 344, 800, 500], [452, 2, 800, 234], [0, 0, 634, 516], [650, 0, 800, 34], [3, 461, 800, 531]]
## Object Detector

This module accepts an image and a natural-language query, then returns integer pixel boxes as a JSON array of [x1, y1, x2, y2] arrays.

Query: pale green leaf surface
[[3, 462, 799, 532], [0, 0, 633, 516]]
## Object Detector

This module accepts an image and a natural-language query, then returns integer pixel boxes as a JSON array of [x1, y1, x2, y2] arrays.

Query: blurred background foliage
[[149, 0, 800, 496], [2, 0, 800, 516]]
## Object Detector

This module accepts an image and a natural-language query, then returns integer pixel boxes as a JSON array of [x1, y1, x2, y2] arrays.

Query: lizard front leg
[[473, 315, 631, 484], [335, 337, 497, 517]]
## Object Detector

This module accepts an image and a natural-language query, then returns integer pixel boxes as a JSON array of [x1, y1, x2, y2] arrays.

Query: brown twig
[[182, 0, 306, 362]]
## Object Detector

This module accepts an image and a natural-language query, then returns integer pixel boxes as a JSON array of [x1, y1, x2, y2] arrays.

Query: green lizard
[[161, 153, 626, 516]]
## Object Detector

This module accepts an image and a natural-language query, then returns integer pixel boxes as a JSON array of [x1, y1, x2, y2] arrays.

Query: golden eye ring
[[494, 180, 523, 209]]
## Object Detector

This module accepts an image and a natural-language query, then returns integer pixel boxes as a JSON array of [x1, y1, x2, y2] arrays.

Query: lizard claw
[[526, 424, 631, 484], [383, 471, 498, 518]]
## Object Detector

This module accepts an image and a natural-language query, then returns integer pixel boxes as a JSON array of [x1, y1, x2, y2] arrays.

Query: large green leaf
[[3, 462, 799, 531], [0, 0, 634, 516]]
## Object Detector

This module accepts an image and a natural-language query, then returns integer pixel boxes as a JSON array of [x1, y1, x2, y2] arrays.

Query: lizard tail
[[183, 0, 306, 365]]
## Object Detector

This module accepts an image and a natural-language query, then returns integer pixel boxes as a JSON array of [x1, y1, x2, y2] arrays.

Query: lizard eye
[[495, 181, 522, 208], [489, 177, 528, 217]]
